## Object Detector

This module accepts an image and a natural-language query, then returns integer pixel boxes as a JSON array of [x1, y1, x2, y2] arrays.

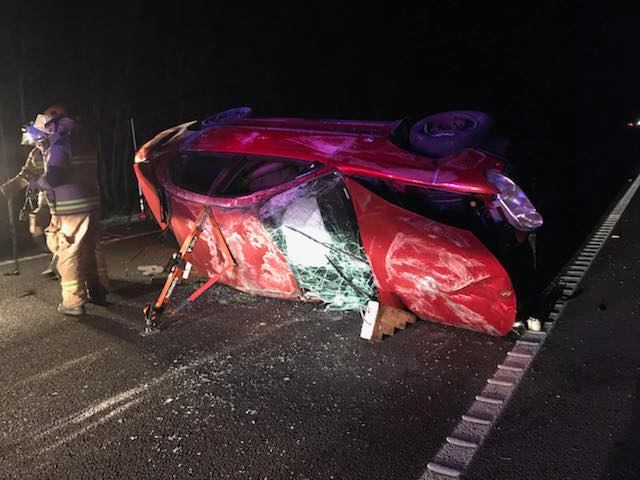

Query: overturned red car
[[134, 108, 542, 336]]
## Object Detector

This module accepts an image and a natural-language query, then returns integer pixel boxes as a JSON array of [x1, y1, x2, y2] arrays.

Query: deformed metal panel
[[344, 177, 516, 335]]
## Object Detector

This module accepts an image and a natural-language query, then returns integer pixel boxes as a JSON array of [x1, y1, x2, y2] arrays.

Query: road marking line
[[507, 351, 532, 358], [426, 462, 462, 477], [487, 378, 514, 387], [446, 436, 479, 448], [33, 381, 156, 441], [475, 395, 504, 405], [38, 397, 144, 455], [497, 364, 524, 372], [101, 229, 161, 245], [0, 229, 161, 267], [17, 349, 107, 386], [0, 252, 49, 267], [462, 414, 493, 425]]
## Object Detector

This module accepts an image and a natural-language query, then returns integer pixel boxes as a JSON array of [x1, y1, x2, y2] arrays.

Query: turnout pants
[[45, 211, 109, 307]]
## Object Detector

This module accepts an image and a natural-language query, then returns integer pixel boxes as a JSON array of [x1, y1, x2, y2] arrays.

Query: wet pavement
[[0, 230, 513, 480]]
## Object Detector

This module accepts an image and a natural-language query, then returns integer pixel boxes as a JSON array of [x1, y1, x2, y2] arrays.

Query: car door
[[342, 177, 517, 335], [164, 152, 328, 299]]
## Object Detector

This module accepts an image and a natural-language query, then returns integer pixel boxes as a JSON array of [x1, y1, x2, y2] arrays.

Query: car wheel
[[408, 110, 495, 157]]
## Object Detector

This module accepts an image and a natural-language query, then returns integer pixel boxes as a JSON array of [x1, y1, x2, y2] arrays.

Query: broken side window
[[169, 152, 237, 195], [259, 172, 377, 311], [216, 157, 314, 196], [169, 152, 318, 197]]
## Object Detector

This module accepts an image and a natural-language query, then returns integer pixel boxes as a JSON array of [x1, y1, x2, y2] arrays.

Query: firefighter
[[0, 123, 46, 197], [28, 105, 109, 315], [25, 148, 59, 279], [0, 121, 57, 277]]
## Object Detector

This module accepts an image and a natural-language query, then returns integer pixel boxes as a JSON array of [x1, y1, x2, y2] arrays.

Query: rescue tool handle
[[141, 204, 239, 333], [142, 207, 212, 333]]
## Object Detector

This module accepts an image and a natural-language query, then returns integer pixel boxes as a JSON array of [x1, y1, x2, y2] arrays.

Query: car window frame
[[166, 150, 326, 202]]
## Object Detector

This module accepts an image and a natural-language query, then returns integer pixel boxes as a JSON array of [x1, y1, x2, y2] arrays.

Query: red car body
[[134, 112, 540, 336]]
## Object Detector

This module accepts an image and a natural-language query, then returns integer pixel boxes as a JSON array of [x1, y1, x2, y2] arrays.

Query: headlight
[[486, 170, 543, 231]]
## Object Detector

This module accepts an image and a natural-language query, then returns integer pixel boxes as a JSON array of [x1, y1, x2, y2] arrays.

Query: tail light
[[486, 170, 543, 231]]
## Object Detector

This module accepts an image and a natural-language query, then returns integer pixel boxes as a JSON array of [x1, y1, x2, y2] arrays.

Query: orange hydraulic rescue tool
[[142, 206, 236, 336]]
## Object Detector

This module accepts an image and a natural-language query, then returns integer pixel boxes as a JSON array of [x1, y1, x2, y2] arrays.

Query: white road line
[[0, 229, 160, 267], [25, 326, 295, 455], [101, 229, 161, 244], [507, 351, 532, 359], [419, 170, 640, 480], [0, 252, 49, 266], [38, 397, 144, 455], [33, 381, 156, 441], [462, 414, 493, 426], [16, 349, 107, 386], [487, 378, 514, 387], [446, 437, 479, 448], [426, 463, 462, 478], [497, 364, 525, 372], [475, 395, 504, 405]]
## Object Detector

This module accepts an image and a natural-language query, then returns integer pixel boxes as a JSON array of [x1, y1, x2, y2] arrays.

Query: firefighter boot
[[57, 302, 86, 316]]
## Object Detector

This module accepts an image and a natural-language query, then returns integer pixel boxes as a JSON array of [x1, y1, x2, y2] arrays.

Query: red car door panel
[[344, 177, 516, 335], [167, 194, 301, 299]]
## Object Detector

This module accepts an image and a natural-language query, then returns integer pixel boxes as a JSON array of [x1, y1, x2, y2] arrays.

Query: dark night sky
[[0, 2, 638, 276], [1, 3, 576, 139], [577, 9, 639, 121]]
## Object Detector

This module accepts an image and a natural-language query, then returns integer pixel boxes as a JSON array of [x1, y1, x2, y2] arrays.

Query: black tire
[[408, 110, 495, 157]]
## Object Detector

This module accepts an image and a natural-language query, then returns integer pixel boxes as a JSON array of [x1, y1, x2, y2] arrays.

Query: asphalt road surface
[[465, 178, 640, 480], [0, 234, 513, 480]]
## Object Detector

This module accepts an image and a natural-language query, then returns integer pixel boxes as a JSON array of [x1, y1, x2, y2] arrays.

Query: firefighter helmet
[[42, 104, 68, 122], [33, 104, 72, 134]]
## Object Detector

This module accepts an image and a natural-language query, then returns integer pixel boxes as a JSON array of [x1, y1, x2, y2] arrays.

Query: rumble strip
[[420, 170, 640, 479]]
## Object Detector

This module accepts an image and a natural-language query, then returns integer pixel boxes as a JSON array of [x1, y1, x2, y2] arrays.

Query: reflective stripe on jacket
[[40, 133, 100, 215]]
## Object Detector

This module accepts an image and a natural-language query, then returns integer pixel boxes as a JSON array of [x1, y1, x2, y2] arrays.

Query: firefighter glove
[[0, 176, 29, 197], [18, 164, 40, 181]]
